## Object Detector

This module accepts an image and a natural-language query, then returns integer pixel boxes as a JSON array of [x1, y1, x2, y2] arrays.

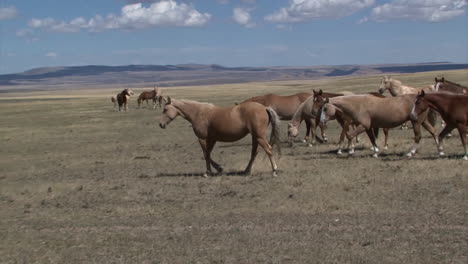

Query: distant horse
[[116, 88, 134, 111], [434, 77, 468, 94], [320, 94, 438, 158], [410, 90, 468, 160], [378, 76, 437, 129], [240, 92, 327, 146], [111, 96, 117, 108], [138, 86, 165, 109], [159, 98, 281, 176]]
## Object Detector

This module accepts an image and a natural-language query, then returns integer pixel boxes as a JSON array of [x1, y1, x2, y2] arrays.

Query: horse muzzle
[[159, 123, 166, 129]]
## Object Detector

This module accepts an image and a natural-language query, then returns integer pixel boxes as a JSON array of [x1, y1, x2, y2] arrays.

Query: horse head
[[378, 76, 392, 94], [287, 122, 299, 146], [310, 90, 325, 116], [410, 90, 428, 121], [319, 98, 335, 125], [159, 97, 180, 129]]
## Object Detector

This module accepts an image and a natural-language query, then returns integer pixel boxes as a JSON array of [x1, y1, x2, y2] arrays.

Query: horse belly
[[211, 126, 249, 142]]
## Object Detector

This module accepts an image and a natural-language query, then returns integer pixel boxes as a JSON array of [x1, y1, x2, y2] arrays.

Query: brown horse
[[320, 94, 438, 158], [410, 91, 468, 160], [137, 86, 165, 109], [159, 98, 281, 176], [116, 88, 134, 111], [288, 90, 358, 151], [240, 92, 327, 145], [434, 78, 468, 94]]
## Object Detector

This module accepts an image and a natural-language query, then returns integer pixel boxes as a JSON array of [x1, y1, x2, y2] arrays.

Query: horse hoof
[[348, 149, 355, 155], [323, 137, 329, 143], [301, 139, 307, 143], [307, 144, 313, 148], [384, 145, 389, 150], [462, 156, 468, 161], [203, 173, 209, 178], [372, 153, 379, 158], [406, 152, 413, 158], [439, 152, 446, 157], [337, 150, 343, 155], [272, 171, 278, 177]]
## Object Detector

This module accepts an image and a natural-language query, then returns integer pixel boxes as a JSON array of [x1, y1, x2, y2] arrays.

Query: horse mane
[[178, 99, 215, 107], [291, 95, 313, 122], [445, 80, 467, 88]]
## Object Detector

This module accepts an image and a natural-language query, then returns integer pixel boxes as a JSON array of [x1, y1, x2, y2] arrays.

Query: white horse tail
[[266, 107, 281, 156]]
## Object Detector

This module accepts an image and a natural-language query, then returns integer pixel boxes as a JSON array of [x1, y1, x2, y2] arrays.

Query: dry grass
[[1, 70, 467, 263]]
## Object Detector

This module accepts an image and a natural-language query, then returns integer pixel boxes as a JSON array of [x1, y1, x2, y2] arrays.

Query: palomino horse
[[410, 90, 468, 160], [320, 94, 438, 158], [434, 78, 468, 94], [378, 76, 436, 129], [138, 86, 165, 109], [303, 90, 390, 154], [159, 98, 281, 176], [115, 88, 134, 111], [240, 92, 327, 146]]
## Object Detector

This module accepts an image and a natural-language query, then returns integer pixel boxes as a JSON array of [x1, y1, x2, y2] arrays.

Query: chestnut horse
[[320, 94, 438, 158], [159, 98, 281, 176], [138, 86, 165, 109], [410, 91, 468, 160], [240, 92, 326, 145], [434, 78, 468, 94], [115, 88, 134, 111]]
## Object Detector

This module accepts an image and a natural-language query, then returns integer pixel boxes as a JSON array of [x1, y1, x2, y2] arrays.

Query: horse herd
[[111, 77, 468, 177]]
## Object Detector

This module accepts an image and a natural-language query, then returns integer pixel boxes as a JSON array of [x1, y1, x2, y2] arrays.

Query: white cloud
[[27, 1, 211, 33], [265, 0, 375, 23], [0, 6, 18, 20], [364, 0, 466, 22], [233, 7, 255, 28], [46, 52, 58, 57]]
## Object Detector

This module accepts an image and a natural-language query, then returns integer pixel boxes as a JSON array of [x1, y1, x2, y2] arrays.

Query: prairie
[[0, 70, 467, 263]]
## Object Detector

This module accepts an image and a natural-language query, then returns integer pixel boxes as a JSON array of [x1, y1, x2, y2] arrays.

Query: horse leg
[[257, 137, 278, 177], [437, 123, 455, 157], [456, 125, 467, 160], [336, 118, 349, 155], [383, 128, 390, 150], [347, 124, 368, 155], [421, 118, 439, 155], [198, 139, 212, 177], [320, 121, 328, 143], [365, 129, 379, 158], [205, 140, 223, 174], [243, 137, 259, 175], [304, 119, 314, 146], [406, 121, 423, 158]]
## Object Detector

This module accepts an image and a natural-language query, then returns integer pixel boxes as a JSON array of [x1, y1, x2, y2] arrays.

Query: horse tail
[[427, 109, 438, 127], [266, 107, 281, 156]]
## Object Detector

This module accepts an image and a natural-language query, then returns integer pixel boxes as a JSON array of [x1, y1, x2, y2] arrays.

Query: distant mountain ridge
[[1, 62, 467, 87]]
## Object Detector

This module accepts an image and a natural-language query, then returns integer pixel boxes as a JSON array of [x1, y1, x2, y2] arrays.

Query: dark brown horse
[[160, 98, 281, 176], [116, 88, 134, 111], [434, 78, 468, 94], [240, 92, 327, 145], [410, 90, 468, 160]]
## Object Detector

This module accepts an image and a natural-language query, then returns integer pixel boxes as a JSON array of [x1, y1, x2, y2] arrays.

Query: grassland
[[1, 70, 467, 263]]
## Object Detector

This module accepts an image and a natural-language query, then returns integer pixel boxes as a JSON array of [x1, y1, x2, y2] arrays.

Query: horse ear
[[318, 89, 323, 95], [288, 123, 292, 128], [313, 89, 317, 95], [441, 77, 444, 82], [167, 97, 171, 104], [420, 90, 425, 97]]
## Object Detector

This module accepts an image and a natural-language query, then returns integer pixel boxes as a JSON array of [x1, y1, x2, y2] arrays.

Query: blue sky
[[0, 0, 466, 74]]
